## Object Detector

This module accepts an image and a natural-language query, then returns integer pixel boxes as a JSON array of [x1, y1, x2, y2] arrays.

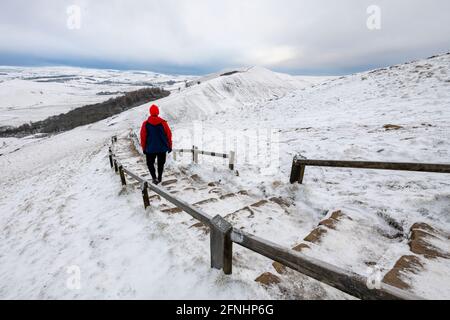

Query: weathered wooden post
[[290, 156, 306, 184], [119, 165, 127, 186], [114, 159, 119, 174], [298, 164, 305, 184], [142, 182, 150, 209], [193, 146, 199, 164], [290, 155, 306, 184], [109, 148, 114, 169], [229, 151, 236, 171], [210, 215, 233, 275]]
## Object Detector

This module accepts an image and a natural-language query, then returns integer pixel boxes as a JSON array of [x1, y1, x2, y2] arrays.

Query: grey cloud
[[0, 0, 449, 74]]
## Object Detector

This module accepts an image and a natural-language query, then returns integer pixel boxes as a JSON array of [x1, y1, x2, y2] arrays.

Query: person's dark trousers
[[145, 152, 167, 182]]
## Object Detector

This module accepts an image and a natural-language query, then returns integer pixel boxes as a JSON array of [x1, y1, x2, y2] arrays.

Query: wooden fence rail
[[130, 131, 236, 170], [109, 137, 422, 300], [290, 155, 450, 184]]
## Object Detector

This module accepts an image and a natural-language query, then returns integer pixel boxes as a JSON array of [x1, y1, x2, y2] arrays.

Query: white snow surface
[[1, 55, 450, 299], [157, 66, 317, 122]]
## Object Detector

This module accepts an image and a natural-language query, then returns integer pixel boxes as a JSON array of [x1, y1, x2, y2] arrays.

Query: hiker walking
[[140, 104, 172, 185]]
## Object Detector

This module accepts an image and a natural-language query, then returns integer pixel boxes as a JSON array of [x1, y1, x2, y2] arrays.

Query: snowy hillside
[[171, 53, 450, 299], [0, 66, 192, 126], [0, 54, 449, 299], [157, 66, 315, 122]]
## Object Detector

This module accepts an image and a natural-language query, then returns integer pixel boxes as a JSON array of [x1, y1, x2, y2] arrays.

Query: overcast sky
[[0, 0, 449, 75]]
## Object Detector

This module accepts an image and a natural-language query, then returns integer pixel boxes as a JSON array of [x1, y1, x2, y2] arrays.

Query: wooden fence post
[[229, 151, 236, 171], [210, 215, 233, 275], [109, 148, 114, 169], [193, 146, 199, 164], [119, 165, 127, 186], [290, 157, 306, 184], [298, 164, 305, 184], [114, 160, 119, 174], [142, 182, 150, 209]]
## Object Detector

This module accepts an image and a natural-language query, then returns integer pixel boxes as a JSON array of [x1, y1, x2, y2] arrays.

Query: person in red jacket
[[140, 104, 172, 185]]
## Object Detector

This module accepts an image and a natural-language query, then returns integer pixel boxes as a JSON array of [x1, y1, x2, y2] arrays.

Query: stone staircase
[[112, 132, 294, 239], [113, 132, 450, 299]]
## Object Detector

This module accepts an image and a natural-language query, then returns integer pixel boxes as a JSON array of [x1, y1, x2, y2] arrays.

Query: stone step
[[408, 223, 450, 259], [382, 255, 424, 290], [161, 179, 178, 187], [302, 211, 351, 245], [194, 193, 257, 217], [161, 207, 183, 214], [254, 210, 368, 290], [382, 222, 450, 291], [193, 198, 219, 206], [189, 222, 210, 235]]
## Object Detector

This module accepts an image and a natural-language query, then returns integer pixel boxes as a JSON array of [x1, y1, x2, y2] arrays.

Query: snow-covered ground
[[0, 54, 449, 299], [157, 66, 320, 122], [168, 54, 450, 299], [0, 66, 193, 127]]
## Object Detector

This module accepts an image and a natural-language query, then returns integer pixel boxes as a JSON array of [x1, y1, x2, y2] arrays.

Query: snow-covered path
[[0, 66, 303, 299], [0, 131, 273, 299], [0, 65, 307, 299]]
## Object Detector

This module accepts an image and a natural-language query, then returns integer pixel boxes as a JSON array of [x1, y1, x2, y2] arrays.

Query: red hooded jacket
[[140, 105, 172, 153]]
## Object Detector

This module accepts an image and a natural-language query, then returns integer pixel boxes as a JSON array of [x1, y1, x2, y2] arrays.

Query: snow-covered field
[[0, 66, 192, 127], [0, 54, 449, 299]]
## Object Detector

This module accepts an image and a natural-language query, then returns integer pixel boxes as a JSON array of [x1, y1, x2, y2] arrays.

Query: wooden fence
[[174, 146, 236, 171], [129, 132, 236, 170], [109, 137, 422, 300], [290, 155, 450, 184]]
